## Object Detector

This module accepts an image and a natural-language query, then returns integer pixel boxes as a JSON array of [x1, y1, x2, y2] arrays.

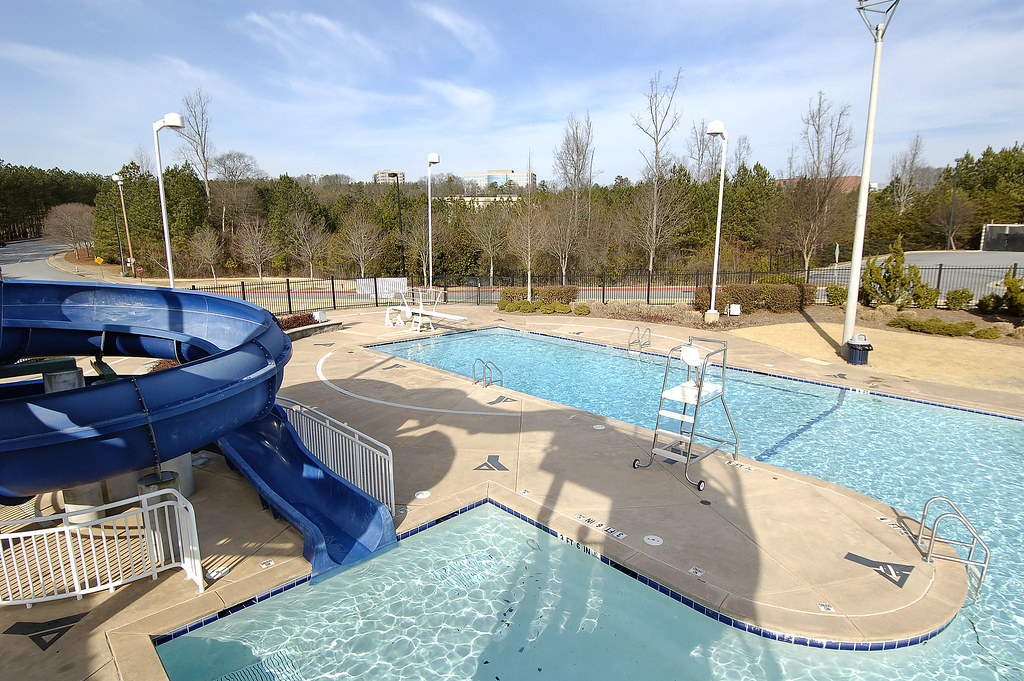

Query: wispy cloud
[[240, 11, 388, 72], [418, 79, 495, 126], [412, 3, 497, 58]]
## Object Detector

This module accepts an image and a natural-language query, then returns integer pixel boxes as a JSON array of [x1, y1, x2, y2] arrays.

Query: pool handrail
[[912, 495, 991, 602]]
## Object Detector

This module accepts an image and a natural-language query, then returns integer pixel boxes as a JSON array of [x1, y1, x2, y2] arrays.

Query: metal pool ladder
[[912, 496, 991, 602], [633, 337, 738, 492], [472, 358, 503, 387], [628, 326, 651, 353]]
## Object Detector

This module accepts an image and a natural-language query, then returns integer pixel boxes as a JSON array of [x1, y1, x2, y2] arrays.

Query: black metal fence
[[190, 263, 1021, 317]]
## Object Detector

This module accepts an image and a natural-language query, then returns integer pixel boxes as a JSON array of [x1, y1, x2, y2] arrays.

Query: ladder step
[[658, 409, 694, 423], [689, 443, 723, 463], [652, 447, 696, 463], [656, 429, 691, 440]]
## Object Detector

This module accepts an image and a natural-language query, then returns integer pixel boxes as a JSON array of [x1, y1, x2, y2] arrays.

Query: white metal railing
[[628, 326, 651, 352], [0, 489, 203, 608], [912, 496, 991, 602], [277, 398, 395, 516]]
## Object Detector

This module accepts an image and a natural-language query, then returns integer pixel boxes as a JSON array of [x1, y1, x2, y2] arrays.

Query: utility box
[[728, 303, 741, 316], [312, 310, 328, 323], [846, 333, 873, 365]]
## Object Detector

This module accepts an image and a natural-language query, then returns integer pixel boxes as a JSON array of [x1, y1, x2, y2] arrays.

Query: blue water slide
[[218, 408, 397, 574], [0, 279, 395, 574]]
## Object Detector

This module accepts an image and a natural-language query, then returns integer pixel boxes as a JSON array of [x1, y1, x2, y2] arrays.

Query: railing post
[[286, 279, 293, 314], [373, 277, 380, 307], [240, 280, 246, 301], [646, 269, 652, 305], [602, 270, 606, 305], [936, 264, 943, 293], [331, 276, 337, 309]]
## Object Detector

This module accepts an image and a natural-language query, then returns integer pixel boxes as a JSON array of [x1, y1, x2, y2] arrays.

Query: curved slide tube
[[0, 279, 395, 574], [218, 407, 397, 575]]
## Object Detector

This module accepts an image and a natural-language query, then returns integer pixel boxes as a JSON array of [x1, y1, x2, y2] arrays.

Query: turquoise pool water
[[370, 327, 1024, 680]]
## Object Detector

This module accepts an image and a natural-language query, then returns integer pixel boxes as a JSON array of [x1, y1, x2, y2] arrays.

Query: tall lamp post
[[705, 119, 728, 324], [111, 174, 135, 277], [106, 204, 126, 276], [387, 172, 406, 278], [153, 113, 185, 287], [841, 0, 900, 359], [427, 153, 440, 288]]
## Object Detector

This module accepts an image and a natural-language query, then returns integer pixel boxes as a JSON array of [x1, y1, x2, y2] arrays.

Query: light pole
[[705, 119, 728, 324], [387, 172, 406, 278], [106, 204, 126, 276], [153, 113, 185, 287], [427, 153, 440, 288], [111, 174, 135, 277], [841, 0, 900, 359]]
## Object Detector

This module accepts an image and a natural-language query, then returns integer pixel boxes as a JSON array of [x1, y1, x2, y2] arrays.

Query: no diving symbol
[[844, 553, 915, 588], [4, 612, 88, 651], [474, 455, 509, 471]]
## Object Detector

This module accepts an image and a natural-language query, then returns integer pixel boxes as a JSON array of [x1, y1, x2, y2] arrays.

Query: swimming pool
[[368, 327, 1024, 680]]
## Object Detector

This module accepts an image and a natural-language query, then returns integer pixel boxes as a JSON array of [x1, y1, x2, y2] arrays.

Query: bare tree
[[402, 206, 432, 285], [928, 195, 978, 250], [286, 211, 331, 279], [889, 134, 924, 215], [211, 151, 265, 184], [336, 204, 384, 277], [468, 200, 511, 285], [730, 134, 752, 175], [774, 91, 855, 270], [177, 87, 215, 203], [43, 203, 93, 258], [131, 145, 154, 176], [236, 216, 275, 282], [507, 155, 546, 299], [190, 226, 222, 283], [687, 118, 722, 183], [550, 112, 596, 283], [633, 69, 684, 275]]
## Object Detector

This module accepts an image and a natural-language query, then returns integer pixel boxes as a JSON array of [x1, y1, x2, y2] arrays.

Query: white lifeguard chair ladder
[[632, 337, 739, 491]]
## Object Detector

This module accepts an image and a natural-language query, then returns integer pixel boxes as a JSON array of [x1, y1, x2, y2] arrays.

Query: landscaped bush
[[694, 287, 711, 312], [912, 284, 941, 309], [826, 284, 847, 307], [945, 288, 973, 311], [887, 316, 976, 336], [536, 285, 578, 304], [720, 284, 762, 312], [1003, 269, 1024, 316], [860, 235, 921, 308], [278, 312, 317, 330], [500, 287, 528, 302], [757, 272, 805, 285], [972, 328, 1002, 339], [763, 284, 803, 313], [976, 293, 1003, 314], [540, 303, 556, 314], [553, 302, 571, 313], [572, 304, 591, 316]]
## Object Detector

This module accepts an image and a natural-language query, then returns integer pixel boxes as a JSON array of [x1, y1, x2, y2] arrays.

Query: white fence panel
[[0, 489, 203, 608], [277, 398, 395, 515]]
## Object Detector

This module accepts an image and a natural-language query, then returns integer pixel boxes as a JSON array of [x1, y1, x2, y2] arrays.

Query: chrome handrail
[[913, 496, 990, 602]]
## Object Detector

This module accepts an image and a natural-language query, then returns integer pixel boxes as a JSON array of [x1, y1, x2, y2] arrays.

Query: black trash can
[[846, 333, 873, 365]]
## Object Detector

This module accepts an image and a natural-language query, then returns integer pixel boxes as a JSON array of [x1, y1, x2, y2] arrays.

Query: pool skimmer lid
[[644, 535, 664, 546], [414, 490, 431, 499]]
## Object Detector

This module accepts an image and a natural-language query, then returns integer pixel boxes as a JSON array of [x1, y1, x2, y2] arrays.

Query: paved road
[[0, 238, 86, 282]]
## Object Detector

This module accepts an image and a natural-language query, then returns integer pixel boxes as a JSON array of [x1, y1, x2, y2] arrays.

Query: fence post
[[373, 277, 380, 307], [285, 279, 293, 314], [602, 271, 606, 305], [749, 268, 753, 284], [331, 277, 337, 310], [1013, 264, 1019, 279], [240, 281, 246, 301], [646, 269, 652, 305], [935, 264, 943, 293]]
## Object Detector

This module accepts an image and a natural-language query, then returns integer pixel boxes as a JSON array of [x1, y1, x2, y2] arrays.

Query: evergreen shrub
[[912, 284, 941, 309], [972, 328, 1002, 340], [500, 287, 528, 302], [976, 294, 1003, 314], [572, 304, 591, 316], [826, 284, 847, 307], [945, 288, 973, 311]]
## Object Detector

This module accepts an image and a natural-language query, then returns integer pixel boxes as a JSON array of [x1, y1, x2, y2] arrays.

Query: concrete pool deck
[[2, 304, 1017, 680]]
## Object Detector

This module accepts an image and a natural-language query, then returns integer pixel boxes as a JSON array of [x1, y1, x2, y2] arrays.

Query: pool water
[[158, 504, 985, 681], [370, 327, 1024, 680]]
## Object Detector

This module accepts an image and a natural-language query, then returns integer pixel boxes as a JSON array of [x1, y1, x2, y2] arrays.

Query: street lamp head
[[111, 174, 122, 185], [153, 112, 185, 132], [706, 119, 727, 138], [427, 153, 440, 166], [387, 172, 398, 178]]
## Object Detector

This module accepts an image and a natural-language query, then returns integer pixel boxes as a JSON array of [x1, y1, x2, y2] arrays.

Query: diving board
[[384, 288, 468, 332]]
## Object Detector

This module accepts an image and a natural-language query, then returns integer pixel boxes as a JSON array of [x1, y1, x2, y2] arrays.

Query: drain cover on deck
[[414, 490, 431, 499], [644, 535, 664, 546]]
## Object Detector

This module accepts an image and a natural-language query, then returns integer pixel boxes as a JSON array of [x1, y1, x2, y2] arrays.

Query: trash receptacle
[[846, 333, 872, 365]]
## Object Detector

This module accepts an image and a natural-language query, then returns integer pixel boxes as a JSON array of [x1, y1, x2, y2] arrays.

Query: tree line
[[5, 79, 1023, 287]]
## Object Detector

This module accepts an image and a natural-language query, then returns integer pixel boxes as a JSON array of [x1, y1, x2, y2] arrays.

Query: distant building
[[464, 169, 536, 191], [373, 169, 405, 184]]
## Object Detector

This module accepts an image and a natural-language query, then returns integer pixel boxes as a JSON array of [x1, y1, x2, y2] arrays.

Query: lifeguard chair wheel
[[697, 480, 706, 491], [632, 458, 642, 469]]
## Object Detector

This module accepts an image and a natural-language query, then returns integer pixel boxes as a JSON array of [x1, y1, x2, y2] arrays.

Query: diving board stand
[[632, 337, 739, 492], [384, 287, 468, 332]]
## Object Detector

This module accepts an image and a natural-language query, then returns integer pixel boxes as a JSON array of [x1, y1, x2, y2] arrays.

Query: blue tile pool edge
[[368, 326, 1023, 423], [153, 496, 954, 652]]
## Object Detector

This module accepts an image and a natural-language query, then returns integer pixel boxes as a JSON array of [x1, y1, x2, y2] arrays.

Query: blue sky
[[1, 1, 1022, 186]]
